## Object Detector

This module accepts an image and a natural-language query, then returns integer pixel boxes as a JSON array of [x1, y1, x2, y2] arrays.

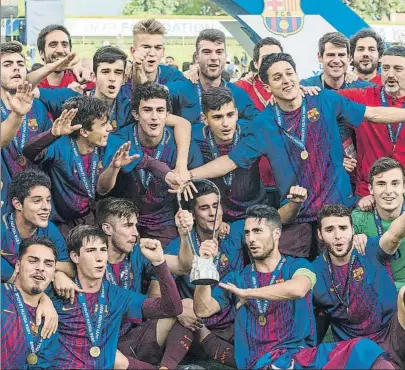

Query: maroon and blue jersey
[[1, 212, 69, 281], [1, 283, 60, 369], [120, 64, 185, 101], [165, 220, 245, 328], [312, 237, 397, 342], [192, 123, 266, 221], [1, 99, 52, 214], [103, 125, 203, 230], [229, 90, 366, 222], [39, 87, 132, 131], [167, 79, 258, 125], [53, 280, 147, 369], [31, 135, 105, 223]]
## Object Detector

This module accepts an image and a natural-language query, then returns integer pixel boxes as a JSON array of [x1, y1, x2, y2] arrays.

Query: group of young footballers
[[1, 16, 405, 369]]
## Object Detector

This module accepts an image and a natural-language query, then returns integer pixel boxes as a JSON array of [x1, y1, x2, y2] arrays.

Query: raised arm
[[379, 211, 405, 255], [22, 109, 80, 163], [166, 113, 191, 177], [26, 53, 79, 88], [364, 106, 405, 124], [278, 186, 308, 225], [1, 82, 34, 148], [164, 210, 194, 275]]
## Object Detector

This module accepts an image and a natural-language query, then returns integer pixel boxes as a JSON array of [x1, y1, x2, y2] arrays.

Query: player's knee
[[114, 350, 129, 370]]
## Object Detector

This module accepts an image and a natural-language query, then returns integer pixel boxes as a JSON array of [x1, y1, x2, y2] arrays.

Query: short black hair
[[62, 96, 110, 139], [202, 87, 235, 115], [96, 197, 139, 226], [93, 46, 127, 75], [369, 157, 405, 185], [67, 225, 107, 256], [196, 29, 226, 52], [318, 204, 352, 229], [131, 82, 172, 114], [383, 46, 405, 59], [259, 53, 296, 85], [349, 28, 385, 59], [10, 169, 51, 204], [253, 37, 283, 63], [166, 56, 174, 60], [190, 182, 220, 211], [19, 235, 58, 261], [318, 32, 349, 56], [37, 24, 72, 54], [245, 204, 282, 230]]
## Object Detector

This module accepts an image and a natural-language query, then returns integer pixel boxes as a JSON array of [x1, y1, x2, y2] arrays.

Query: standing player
[[313, 204, 405, 368], [2, 236, 61, 369], [1, 41, 52, 213], [53, 225, 182, 369], [122, 18, 185, 100], [337, 46, 405, 203], [1, 170, 71, 282], [300, 32, 373, 160], [181, 52, 405, 258], [350, 28, 385, 85], [165, 29, 258, 125], [36, 24, 94, 91], [352, 157, 405, 291], [99, 82, 204, 246], [193, 204, 392, 369]]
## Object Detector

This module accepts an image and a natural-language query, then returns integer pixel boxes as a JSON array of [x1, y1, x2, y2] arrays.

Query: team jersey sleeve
[[122, 288, 148, 320], [187, 139, 204, 169], [39, 88, 79, 119], [212, 271, 236, 310], [228, 116, 267, 169], [322, 89, 366, 129], [351, 207, 369, 234], [232, 85, 259, 123], [228, 220, 246, 248], [167, 82, 182, 117], [290, 257, 317, 288], [36, 332, 61, 369], [365, 236, 393, 266], [47, 222, 70, 262], [1, 257, 14, 282]]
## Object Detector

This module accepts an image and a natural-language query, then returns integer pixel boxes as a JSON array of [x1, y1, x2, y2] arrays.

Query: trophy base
[[191, 278, 219, 286]]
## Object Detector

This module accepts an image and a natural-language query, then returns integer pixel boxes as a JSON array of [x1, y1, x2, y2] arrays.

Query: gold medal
[[300, 150, 309, 160], [89, 346, 101, 358], [17, 155, 27, 167], [27, 353, 38, 365], [258, 315, 267, 326]]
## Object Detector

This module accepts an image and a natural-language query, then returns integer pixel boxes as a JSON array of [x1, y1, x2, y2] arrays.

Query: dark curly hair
[[10, 169, 51, 204], [131, 82, 172, 114]]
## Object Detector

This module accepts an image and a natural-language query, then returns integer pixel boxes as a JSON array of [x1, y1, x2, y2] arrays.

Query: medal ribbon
[[250, 256, 286, 316], [9, 212, 21, 246], [13, 285, 43, 357], [1, 100, 28, 154], [380, 88, 404, 146], [326, 249, 357, 308], [105, 260, 131, 290], [70, 138, 98, 200], [274, 99, 308, 153], [132, 125, 168, 188], [75, 278, 106, 349], [205, 125, 239, 187]]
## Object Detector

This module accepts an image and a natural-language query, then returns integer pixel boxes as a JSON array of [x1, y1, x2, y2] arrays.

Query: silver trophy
[[177, 179, 220, 286]]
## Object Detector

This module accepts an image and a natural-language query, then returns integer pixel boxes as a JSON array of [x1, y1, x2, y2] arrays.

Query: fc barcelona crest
[[262, 0, 305, 37], [307, 108, 320, 122], [353, 267, 364, 282], [28, 118, 38, 131]]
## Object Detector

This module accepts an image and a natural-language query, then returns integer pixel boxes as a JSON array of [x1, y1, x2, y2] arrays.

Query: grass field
[[27, 36, 248, 71]]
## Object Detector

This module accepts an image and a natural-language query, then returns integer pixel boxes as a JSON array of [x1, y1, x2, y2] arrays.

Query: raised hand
[[183, 64, 200, 84], [132, 49, 150, 84], [286, 185, 308, 204], [110, 141, 140, 169], [300, 85, 321, 97], [51, 108, 81, 137], [175, 209, 194, 236], [199, 239, 218, 260], [218, 222, 230, 238], [139, 238, 165, 266], [344, 70, 358, 84], [50, 52, 80, 72], [6, 82, 35, 116]]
